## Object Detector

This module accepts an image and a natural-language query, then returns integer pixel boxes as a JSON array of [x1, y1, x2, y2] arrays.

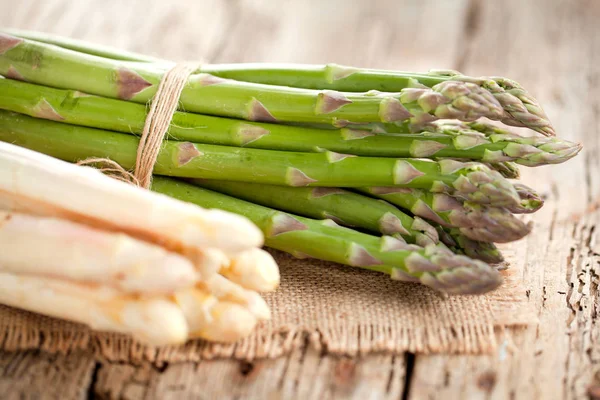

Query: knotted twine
[[79, 62, 200, 187]]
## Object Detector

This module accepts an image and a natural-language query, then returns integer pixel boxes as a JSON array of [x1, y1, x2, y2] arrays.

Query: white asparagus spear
[[0, 142, 263, 260], [0, 211, 199, 294], [0, 272, 189, 346], [221, 248, 280, 292], [201, 275, 271, 320], [174, 287, 258, 343]]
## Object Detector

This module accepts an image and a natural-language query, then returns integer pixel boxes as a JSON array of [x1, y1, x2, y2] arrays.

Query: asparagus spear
[[0, 271, 261, 345], [192, 179, 505, 264], [151, 177, 501, 294], [0, 33, 505, 126], [0, 211, 199, 294], [192, 179, 439, 246], [197, 65, 555, 137], [0, 111, 521, 206], [360, 187, 531, 243], [2, 30, 553, 136], [429, 120, 580, 166], [0, 272, 190, 345], [5, 28, 162, 62], [0, 78, 581, 166]]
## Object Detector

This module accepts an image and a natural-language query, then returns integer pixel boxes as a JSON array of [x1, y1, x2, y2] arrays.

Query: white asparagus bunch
[[0, 142, 280, 346]]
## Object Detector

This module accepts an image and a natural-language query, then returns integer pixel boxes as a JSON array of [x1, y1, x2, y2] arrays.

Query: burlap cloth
[[0, 246, 535, 363]]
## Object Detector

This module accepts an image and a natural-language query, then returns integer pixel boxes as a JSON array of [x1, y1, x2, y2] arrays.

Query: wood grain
[[0, 0, 598, 399], [89, 346, 406, 400], [0, 350, 96, 400]]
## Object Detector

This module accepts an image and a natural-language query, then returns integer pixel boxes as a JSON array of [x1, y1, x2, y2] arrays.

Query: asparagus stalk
[[152, 177, 502, 294], [0, 210, 199, 294], [0, 33, 504, 126], [197, 65, 555, 137], [360, 187, 531, 243], [2, 31, 553, 136], [192, 179, 439, 246], [192, 179, 505, 264], [0, 272, 190, 345], [0, 111, 521, 206], [0, 271, 261, 345], [0, 78, 581, 166], [5, 28, 162, 62]]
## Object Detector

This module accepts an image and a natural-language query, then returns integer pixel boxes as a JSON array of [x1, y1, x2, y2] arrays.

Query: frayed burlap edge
[[0, 266, 536, 364], [0, 321, 501, 364]]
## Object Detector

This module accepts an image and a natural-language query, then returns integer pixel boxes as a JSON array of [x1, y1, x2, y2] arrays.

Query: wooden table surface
[[1, 0, 599, 398]]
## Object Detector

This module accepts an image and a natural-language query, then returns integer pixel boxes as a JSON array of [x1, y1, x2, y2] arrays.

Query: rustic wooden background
[[1, 0, 599, 398]]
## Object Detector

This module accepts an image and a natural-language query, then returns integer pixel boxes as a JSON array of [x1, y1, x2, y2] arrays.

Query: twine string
[[77, 62, 200, 188]]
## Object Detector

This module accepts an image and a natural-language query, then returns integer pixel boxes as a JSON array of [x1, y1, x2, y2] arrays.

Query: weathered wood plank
[[89, 346, 406, 400], [408, 1, 600, 399], [0, 350, 96, 400]]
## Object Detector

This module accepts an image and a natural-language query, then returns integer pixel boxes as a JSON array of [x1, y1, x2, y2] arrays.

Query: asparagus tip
[[508, 182, 544, 214]]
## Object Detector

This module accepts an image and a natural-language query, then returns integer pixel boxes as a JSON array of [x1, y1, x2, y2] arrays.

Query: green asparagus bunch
[[0, 30, 582, 295]]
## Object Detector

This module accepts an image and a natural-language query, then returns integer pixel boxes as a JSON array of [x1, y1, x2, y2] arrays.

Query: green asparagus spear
[[149, 177, 502, 294], [360, 187, 531, 243], [0, 110, 521, 205], [194, 179, 506, 263], [4, 29, 163, 63], [429, 121, 579, 166], [197, 65, 555, 137], [0, 78, 580, 166], [3, 30, 549, 136], [191, 179, 438, 246], [0, 33, 503, 126]]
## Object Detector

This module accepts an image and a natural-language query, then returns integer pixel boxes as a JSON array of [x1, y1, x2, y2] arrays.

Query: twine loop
[[78, 62, 200, 188]]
